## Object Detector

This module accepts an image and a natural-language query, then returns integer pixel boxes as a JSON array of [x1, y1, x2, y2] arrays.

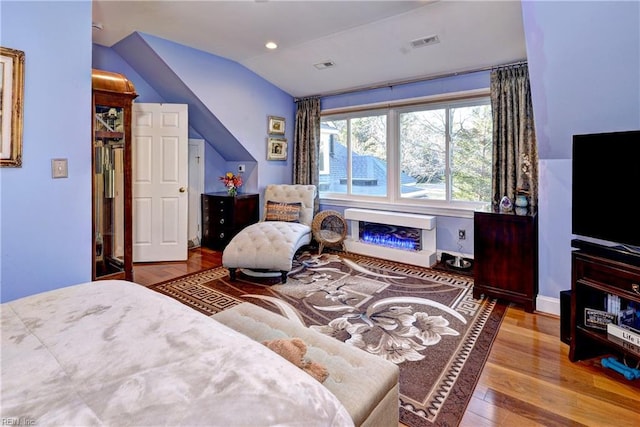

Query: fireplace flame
[[361, 231, 417, 251]]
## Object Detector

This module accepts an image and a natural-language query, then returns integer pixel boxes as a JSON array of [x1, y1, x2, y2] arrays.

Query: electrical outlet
[[238, 164, 245, 173], [458, 229, 466, 240]]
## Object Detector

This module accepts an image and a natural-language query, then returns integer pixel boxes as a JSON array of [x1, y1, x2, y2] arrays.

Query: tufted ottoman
[[212, 302, 400, 427], [222, 184, 317, 283], [222, 221, 312, 283]]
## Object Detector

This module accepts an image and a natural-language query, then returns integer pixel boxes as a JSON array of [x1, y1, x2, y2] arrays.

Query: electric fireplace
[[344, 208, 437, 267]]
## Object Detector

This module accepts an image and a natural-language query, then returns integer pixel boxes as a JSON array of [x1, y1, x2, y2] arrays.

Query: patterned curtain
[[293, 97, 321, 211], [490, 63, 538, 208]]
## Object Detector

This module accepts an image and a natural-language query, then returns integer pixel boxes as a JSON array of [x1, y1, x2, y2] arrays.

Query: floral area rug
[[149, 251, 507, 427]]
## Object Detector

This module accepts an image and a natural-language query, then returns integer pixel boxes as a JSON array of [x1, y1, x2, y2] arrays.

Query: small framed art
[[268, 116, 285, 135], [267, 137, 287, 160]]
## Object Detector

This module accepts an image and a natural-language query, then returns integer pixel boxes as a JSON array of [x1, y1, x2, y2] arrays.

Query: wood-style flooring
[[133, 247, 640, 427]]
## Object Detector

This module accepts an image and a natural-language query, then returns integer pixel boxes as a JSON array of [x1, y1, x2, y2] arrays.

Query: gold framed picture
[[268, 116, 285, 135], [1, 46, 25, 167], [267, 137, 287, 160]]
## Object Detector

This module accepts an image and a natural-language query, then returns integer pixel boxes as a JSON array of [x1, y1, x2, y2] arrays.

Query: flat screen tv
[[572, 129, 640, 251]]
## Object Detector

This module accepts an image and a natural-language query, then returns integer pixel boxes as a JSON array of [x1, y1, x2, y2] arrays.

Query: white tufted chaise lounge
[[222, 184, 316, 283]]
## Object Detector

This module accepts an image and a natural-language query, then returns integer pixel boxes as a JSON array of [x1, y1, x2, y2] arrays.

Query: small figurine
[[499, 195, 513, 212]]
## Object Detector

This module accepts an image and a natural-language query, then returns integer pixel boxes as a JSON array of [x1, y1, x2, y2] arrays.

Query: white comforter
[[1, 280, 353, 426]]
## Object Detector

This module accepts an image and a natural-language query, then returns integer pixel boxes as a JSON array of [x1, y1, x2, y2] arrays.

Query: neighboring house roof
[[320, 137, 416, 195]]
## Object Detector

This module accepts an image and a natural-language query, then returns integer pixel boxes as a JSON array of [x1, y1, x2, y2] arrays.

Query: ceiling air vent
[[314, 60, 336, 70], [410, 35, 440, 49]]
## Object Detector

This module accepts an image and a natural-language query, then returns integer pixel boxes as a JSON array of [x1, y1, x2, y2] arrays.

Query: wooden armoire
[[92, 69, 138, 281]]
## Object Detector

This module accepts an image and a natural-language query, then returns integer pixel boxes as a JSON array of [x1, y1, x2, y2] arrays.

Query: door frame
[[188, 138, 205, 247]]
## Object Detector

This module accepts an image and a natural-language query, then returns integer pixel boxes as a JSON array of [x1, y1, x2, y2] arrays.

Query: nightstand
[[473, 207, 538, 312], [201, 193, 259, 250]]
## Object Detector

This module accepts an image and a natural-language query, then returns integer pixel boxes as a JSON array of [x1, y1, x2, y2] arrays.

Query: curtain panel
[[293, 97, 321, 212], [490, 63, 538, 208]]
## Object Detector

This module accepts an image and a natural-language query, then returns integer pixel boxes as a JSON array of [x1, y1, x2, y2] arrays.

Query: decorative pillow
[[265, 201, 302, 223]]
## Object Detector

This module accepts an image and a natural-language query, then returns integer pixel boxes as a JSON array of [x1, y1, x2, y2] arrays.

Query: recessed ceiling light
[[265, 41, 278, 50]]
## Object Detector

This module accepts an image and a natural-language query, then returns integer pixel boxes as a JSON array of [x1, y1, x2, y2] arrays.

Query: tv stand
[[570, 247, 640, 368], [571, 239, 640, 267]]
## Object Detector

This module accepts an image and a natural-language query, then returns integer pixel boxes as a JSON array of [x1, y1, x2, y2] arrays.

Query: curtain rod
[[295, 59, 527, 102]]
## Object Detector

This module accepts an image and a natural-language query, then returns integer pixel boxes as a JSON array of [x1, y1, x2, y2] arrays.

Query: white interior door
[[132, 103, 189, 262]]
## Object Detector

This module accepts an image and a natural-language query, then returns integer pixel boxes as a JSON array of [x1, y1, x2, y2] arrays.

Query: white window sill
[[319, 196, 490, 219]]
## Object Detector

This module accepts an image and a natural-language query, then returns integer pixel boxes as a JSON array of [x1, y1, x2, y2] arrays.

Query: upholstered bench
[[212, 302, 399, 427]]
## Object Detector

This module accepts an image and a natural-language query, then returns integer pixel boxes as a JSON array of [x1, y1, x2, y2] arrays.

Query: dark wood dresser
[[201, 192, 259, 250], [473, 207, 539, 312]]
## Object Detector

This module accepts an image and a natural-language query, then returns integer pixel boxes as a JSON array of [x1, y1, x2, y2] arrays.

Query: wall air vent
[[410, 35, 440, 49], [314, 60, 336, 70]]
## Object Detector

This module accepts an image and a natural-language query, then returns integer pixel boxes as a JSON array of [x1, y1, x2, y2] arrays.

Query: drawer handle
[[633, 284, 640, 295], [219, 232, 225, 239], [219, 218, 225, 225]]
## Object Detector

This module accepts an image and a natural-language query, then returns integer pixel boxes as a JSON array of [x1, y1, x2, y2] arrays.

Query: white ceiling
[[92, 0, 527, 98]]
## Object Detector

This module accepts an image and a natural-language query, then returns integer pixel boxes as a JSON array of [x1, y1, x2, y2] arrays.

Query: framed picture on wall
[[1, 46, 25, 167], [267, 137, 287, 160], [268, 116, 285, 135]]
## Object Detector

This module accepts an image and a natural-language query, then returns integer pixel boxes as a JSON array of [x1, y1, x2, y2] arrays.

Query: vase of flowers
[[220, 172, 242, 197]]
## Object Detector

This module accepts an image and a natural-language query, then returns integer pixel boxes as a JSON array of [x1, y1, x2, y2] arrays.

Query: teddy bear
[[262, 337, 329, 383]]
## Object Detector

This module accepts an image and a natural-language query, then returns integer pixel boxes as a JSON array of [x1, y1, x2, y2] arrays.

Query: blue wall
[[522, 1, 640, 312], [321, 71, 491, 111], [0, 1, 93, 302]]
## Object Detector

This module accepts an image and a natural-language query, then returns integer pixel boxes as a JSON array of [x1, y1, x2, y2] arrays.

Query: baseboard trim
[[536, 295, 560, 316]]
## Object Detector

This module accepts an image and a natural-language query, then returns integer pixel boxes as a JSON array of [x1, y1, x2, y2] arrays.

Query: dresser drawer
[[211, 198, 233, 219], [574, 253, 640, 300]]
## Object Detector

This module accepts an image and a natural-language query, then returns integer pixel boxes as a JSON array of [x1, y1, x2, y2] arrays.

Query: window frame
[[319, 89, 491, 218]]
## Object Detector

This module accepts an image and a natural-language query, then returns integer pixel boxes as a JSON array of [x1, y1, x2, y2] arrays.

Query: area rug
[[149, 251, 507, 427]]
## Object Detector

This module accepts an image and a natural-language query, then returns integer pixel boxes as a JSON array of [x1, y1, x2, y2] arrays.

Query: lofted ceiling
[[92, 0, 527, 98]]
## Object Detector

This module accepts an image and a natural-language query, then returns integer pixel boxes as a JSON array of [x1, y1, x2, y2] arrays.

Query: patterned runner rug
[[149, 251, 507, 427]]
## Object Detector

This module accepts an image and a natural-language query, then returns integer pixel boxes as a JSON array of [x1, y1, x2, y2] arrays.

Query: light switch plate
[[52, 158, 68, 178]]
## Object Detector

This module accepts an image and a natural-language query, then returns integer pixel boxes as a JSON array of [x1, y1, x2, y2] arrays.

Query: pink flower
[[220, 172, 242, 188]]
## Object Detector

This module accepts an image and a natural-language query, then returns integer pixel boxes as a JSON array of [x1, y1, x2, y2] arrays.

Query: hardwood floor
[[134, 247, 640, 427], [133, 246, 222, 287]]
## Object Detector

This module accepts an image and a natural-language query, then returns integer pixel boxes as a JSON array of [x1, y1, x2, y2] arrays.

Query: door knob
[[179, 187, 186, 193]]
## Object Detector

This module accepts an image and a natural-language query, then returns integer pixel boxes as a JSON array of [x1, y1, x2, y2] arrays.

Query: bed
[[0, 280, 353, 426]]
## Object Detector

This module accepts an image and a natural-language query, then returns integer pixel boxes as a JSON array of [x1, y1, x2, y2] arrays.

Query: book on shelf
[[621, 300, 640, 330], [605, 293, 621, 315], [607, 334, 640, 357], [607, 323, 640, 346], [602, 294, 640, 329]]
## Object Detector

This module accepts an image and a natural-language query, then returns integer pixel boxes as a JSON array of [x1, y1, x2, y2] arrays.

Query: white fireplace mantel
[[344, 208, 437, 267]]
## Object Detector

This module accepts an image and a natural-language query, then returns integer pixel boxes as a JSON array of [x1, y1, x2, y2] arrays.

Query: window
[[319, 112, 388, 197], [320, 95, 492, 209]]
